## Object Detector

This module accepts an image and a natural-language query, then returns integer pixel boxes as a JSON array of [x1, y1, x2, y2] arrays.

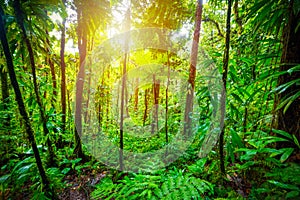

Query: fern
[[160, 175, 214, 199], [91, 172, 214, 200]]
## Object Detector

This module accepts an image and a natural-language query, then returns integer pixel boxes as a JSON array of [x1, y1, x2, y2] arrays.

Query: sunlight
[[49, 9, 78, 54], [3, 0, 297, 198]]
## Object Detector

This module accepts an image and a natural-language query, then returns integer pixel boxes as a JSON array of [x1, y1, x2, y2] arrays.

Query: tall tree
[[74, 0, 110, 159], [0, 6, 57, 199], [219, 0, 232, 175], [119, 8, 131, 171], [247, 0, 300, 145], [44, 15, 57, 107], [183, 0, 203, 137], [60, 0, 67, 142], [12, 0, 56, 165]]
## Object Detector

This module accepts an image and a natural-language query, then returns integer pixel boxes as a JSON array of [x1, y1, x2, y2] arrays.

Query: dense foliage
[[0, 0, 299, 199]]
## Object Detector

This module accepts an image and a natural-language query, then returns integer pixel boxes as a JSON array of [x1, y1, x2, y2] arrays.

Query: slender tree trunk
[[97, 84, 103, 127], [106, 65, 111, 123], [143, 88, 149, 126], [134, 78, 139, 112], [183, 0, 203, 137], [0, 7, 57, 199], [125, 83, 129, 117], [60, 1, 67, 146], [67, 89, 72, 133], [151, 74, 160, 134], [219, 0, 232, 175], [275, 0, 300, 144], [119, 51, 127, 171], [165, 52, 170, 143], [13, 0, 56, 166]]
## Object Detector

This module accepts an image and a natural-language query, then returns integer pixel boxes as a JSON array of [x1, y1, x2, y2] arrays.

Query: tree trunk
[[165, 52, 170, 143], [219, 0, 232, 175], [84, 66, 92, 124], [106, 65, 111, 123], [45, 26, 57, 107], [233, 0, 242, 34], [119, 8, 131, 170], [60, 1, 67, 146], [143, 88, 149, 126], [119, 50, 127, 171], [183, 0, 203, 137], [13, 0, 56, 166], [0, 7, 57, 199], [276, 0, 300, 144], [134, 78, 139, 112], [151, 74, 160, 134], [74, 2, 87, 160]]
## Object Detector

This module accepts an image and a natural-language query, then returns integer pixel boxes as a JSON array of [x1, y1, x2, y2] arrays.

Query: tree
[[219, 0, 232, 175], [119, 7, 131, 171], [73, 0, 110, 159], [151, 74, 160, 134], [183, 0, 203, 137], [60, 0, 67, 143], [0, 6, 57, 199], [248, 0, 300, 146], [12, 0, 57, 165], [275, 0, 300, 143]]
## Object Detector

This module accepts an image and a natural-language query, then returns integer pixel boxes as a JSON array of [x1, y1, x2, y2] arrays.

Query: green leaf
[[0, 174, 11, 184], [230, 129, 244, 148], [287, 64, 300, 74], [269, 148, 286, 157], [236, 161, 256, 169], [272, 129, 293, 140], [261, 136, 289, 145], [292, 135, 300, 148], [153, 187, 163, 198], [17, 163, 35, 174], [286, 190, 300, 199], [276, 90, 300, 113], [61, 168, 71, 175], [272, 79, 299, 94], [268, 180, 300, 191], [231, 93, 243, 104], [258, 147, 279, 155], [280, 148, 294, 163], [239, 149, 257, 161]]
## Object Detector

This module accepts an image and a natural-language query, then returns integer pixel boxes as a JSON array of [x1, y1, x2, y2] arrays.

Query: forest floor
[[3, 170, 253, 200], [58, 170, 107, 200], [1, 168, 107, 200]]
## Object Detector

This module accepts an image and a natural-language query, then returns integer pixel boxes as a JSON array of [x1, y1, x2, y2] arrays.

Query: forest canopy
[[0, 0, 300, 199]]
